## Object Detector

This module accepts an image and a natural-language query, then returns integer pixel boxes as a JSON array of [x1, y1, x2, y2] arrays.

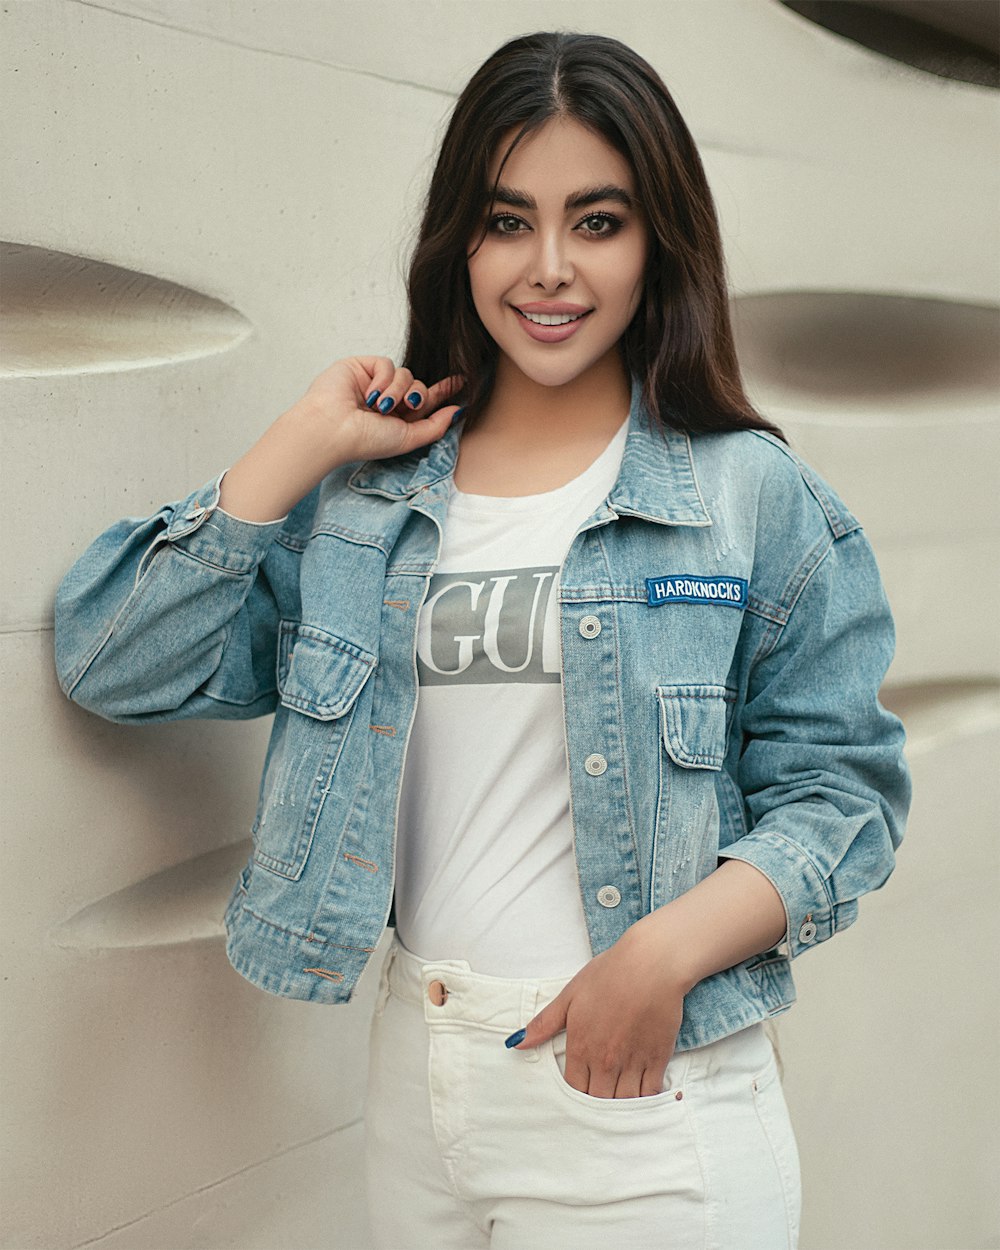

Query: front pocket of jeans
[[251, 622, 376, 880], [543, 1031, 690, 1111]]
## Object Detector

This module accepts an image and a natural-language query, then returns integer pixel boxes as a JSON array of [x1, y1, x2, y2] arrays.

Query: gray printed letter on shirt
[[416, 566, 561, 685]]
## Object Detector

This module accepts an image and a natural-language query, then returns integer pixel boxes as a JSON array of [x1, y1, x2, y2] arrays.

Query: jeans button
[[584, 753, 607, 776], [596, 885, 621, 908], [579, 614, 601, 638]]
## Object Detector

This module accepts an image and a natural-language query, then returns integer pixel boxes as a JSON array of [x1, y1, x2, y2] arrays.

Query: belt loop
[[519, 980, 543, 1063], [522, 981, 539, 1023]]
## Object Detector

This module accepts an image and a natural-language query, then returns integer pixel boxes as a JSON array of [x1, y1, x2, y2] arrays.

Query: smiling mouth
[[515, 308, 593, 326]]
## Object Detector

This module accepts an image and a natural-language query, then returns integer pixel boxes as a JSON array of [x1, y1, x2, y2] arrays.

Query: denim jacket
[[54, 379, 910, 1050]]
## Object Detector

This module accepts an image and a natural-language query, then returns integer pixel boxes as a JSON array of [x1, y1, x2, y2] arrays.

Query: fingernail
[[378, 396, 395, 414], [366, 390, 380, 408], [451, 407, 466, 426], [406, 391, 422, 409], [504, 1027, 526, 1049]]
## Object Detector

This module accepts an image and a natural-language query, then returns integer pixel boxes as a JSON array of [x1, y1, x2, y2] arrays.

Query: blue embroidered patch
[[646, 575, 748, 609]]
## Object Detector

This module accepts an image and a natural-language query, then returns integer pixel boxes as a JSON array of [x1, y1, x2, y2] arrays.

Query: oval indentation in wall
[[731, 291, 1000, 414], [779, 2, 999, 89], [51, 840, 251, 950], [881, 679, 1000, 756], [0, 242, 253, 377]]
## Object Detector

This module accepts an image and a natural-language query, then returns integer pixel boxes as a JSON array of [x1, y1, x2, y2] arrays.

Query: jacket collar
[[348, 374, 711, 527]]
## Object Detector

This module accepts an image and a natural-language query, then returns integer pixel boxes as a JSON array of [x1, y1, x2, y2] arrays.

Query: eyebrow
[[490, 183, 637, 212]]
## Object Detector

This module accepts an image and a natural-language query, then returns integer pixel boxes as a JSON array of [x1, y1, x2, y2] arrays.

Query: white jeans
[[364, 932, 801, 1250]]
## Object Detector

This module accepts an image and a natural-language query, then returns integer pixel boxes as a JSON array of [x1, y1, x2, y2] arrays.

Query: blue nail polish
[[406, 391, 422, 409], [378, 396, 395, 414], [504, 1027, 526, 1049], [366, 390, 380, 408]]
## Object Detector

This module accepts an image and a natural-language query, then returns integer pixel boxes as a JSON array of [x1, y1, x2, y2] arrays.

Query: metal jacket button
[[427, 980, 448, 1006], [579, 615, 601, 638], [584, 753, 608, 776], [798, 921, 817, 943], [597, 885, 621, 908]]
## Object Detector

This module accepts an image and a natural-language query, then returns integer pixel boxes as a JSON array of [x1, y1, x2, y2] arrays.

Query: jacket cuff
[[717, 831, 840, 958], [162, 472, 285, 575]]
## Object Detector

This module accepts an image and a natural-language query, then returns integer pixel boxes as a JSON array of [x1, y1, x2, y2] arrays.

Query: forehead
[[488, 117, 636, 191]]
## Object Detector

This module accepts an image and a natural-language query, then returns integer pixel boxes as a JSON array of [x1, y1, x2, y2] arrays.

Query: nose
[[527, 226, 574, 291]]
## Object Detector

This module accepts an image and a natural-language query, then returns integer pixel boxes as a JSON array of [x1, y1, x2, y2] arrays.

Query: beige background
[[1, 2, 997, 1247]]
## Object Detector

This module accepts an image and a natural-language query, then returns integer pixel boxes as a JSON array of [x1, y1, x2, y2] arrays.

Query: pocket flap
[[656, 683, 730, 770], [277, 621, 376, 720]]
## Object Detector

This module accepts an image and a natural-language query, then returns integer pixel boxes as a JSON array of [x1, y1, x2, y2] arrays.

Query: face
[[467, 116, 649, 390]]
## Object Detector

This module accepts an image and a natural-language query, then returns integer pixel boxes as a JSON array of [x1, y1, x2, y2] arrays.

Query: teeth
[[518, 310, 587, 326]]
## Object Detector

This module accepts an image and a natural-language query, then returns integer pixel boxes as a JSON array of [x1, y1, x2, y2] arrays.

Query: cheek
[[467, 247, 506, 309], [620, 247, 649, 318], [600, 264, 645, 323]]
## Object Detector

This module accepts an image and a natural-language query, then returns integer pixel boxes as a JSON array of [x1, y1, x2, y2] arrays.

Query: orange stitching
[[383, 599, 410, 610], [344, 853, 378, 873], [304, 967, 344, 982], [369, 724, 396, 737]]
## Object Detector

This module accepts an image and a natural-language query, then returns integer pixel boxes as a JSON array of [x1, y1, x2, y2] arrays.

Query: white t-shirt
[[394, 419, 629, 977]]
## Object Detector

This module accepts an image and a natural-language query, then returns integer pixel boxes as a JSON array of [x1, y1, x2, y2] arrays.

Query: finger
[[514, 993, 569, 1050], [424, 373, 465, 411], [640, 1067, 668, 1098], [613, 1069, 644, 1099], [563, 1053, 591, 1096], [400, 380, 427, 415], [394, 401, 460, 456], [359, 356, 398, 410], [371, 366, 414, 416], [583, 1062, 619, 1100]]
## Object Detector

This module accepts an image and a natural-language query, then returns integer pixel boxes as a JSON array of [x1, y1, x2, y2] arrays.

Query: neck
[[476, 348, 632, 448]]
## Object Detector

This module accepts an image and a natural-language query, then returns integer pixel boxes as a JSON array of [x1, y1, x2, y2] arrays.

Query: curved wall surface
[[2, 2, 996, 1248]]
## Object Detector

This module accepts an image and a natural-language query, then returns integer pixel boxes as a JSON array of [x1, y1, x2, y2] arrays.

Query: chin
[[501, 347, 621, 391], [517, 363, 588, 388]]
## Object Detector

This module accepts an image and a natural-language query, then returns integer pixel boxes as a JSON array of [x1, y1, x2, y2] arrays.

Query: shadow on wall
[[780, 0, 1000, 87], [0, 241, 253, 376]]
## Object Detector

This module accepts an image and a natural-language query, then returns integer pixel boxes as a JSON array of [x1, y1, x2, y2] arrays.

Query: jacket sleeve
[[54, 472, 298, 723], [718, 526, 911, 959]]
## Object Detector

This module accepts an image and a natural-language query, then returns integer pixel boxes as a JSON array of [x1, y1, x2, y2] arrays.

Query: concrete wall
[[2, 2, 996, 1247]]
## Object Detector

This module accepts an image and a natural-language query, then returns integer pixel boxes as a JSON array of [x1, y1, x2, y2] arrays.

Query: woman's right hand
[[217, 357, 465, 523], [302, 356, 465, 466]]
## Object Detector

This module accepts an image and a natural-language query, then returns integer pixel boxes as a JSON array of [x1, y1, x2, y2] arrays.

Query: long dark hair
[[403, 31, 783, 440]]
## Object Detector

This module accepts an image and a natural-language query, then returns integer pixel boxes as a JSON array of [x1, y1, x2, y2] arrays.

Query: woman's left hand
[[507, 861, 788, 1098], [508, 921, 690, 1098]]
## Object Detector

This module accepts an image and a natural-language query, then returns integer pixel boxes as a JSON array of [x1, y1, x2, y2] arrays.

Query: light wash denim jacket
[[54, 379, 910, 1050]]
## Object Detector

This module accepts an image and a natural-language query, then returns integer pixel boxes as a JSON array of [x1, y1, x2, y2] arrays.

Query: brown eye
[[579, 213, 623, 237], [488, 214, 525, 235]]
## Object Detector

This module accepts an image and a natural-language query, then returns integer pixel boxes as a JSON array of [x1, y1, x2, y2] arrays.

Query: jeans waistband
[[384, 931, 575, 1031], [381, 932, 773, 1077]]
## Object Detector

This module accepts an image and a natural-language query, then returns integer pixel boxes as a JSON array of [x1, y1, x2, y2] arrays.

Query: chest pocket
[[653, 684, 732, 905], [252, 622, 376, 880]]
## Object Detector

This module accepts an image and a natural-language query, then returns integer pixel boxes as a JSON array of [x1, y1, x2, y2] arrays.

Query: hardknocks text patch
[[646, 574, 748, 609]]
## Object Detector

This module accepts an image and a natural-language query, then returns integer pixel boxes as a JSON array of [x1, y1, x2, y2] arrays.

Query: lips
[[512, 305, 593, 343]]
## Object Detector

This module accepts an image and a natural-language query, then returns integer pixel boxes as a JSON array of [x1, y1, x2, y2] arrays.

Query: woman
[[55, 31, 910, 1250]]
